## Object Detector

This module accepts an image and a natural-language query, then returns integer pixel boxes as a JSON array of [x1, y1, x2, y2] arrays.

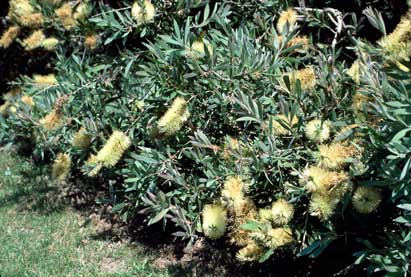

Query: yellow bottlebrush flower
[[318, 143, 360, 169], [8, 0, 34, 18], [202, 204, 227, 240], [347, 60, 361, 84], [228, 208, 257, 246], [22, 30, 45, 51], [268, 114, 299, 136], [221, 176, 254, 215], [233, 197, 256, 217], [289, 67, 317, 91], [41, 37, 59, 51], [33, 74, 58, 86], [84, 34, 98, 50], [309, 192, 339, 221], [352, 186, 382, 214], [131, 0, 156, 25], [378, 12, 411, 61], [329, 180, 352, 200], [265, 227, 294, 249], [300, 166, 349, 193], [277, 8, 298, 32], [236, 241, 263, 262], [0, 102, 11, 116], [85, 153, 98, 165], [21, 95, 34, 106], [95, 131, 131, 167], [305, 119, 332, 143], [52, 153, 71, 181], [73, 2, 90, 22], [39, 109, 64, 131], [279, 35, 310, 52], [287, 35, 309, 51], [222, 176, 246, 202], [188, 40, 213, 59], [0, 26, 20, 48], [352, 92, 371, 113], [258, 208, 272, 222], [55, 3, 76, 30], [271, 199, 294, 226], [157, 97, 190, 136], [19, 13, 44, 27], [72, 127, 92, 149]]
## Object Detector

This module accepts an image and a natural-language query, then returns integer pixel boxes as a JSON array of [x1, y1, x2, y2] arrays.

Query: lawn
[[0, 148, 168, 276]]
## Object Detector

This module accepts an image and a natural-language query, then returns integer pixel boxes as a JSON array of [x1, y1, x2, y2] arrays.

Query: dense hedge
[[0, 0, 410, 275]]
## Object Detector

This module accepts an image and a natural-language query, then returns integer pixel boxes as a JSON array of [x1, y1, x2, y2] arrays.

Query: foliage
[[0, 0, 411, 275]]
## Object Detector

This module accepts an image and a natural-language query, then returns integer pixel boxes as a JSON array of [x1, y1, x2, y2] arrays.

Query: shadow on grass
[[0, 155, 67, 215]]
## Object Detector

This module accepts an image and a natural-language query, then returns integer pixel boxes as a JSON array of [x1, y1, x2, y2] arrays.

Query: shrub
[[0, 0, 410, 275]]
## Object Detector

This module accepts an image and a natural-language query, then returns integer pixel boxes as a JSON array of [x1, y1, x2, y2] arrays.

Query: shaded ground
[[0, 148, 168, 276]]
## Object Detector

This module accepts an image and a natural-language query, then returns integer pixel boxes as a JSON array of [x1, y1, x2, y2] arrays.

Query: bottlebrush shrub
[[0, 0, 409, 273]]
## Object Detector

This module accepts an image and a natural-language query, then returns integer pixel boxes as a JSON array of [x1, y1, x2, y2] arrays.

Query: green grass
[[0, 150, 168, 276]]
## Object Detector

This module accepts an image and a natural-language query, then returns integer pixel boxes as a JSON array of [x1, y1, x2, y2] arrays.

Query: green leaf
[[258, 249, 274, 263], [298, 238, 335, 258], [149, 208, 170, 225], [240, 220, 260, 231]]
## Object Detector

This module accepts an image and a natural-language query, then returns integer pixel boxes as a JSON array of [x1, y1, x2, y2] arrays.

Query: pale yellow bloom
[[318, 143, 360, 169], [271, 199, 294, 225], [289, 67, 317, 91], [221, 176, 253, 215], [19, 13, 44, 27], [84, 34, 98, 50], [309, 192, 339, 221], [300, 166, 349, 193], [21, 95, 34, 106], [0, 26, 20, 48], [157, 97, 190, 136], [352, 92, 371, 113], [188, 40, 213, 58], [33, 74, 58, 86], [95, 131, 131, 167], [347, 60, 361, 84], [72, 127, 92, 149], [39, 110, 64, 131], [131, 0, 156, 25], [0, 102, 11, 116], [305, 119, 332, 143], [258, 208, 272, 222], [202, 204, 227, 239], [8, 0, 34, 18], [265, 227, 294, 249], [73, 2, 90, 22], [228, 208, 257, 247], [52, 153, 71, 181], [22, 30, 45, 51], [277, 8, 298, 32], [352, 186, 382, 214], [378, 12, 411, 61], [55, 3, 76, 30], [41, 37, 59, 51], [236, 241, 263, 262]]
